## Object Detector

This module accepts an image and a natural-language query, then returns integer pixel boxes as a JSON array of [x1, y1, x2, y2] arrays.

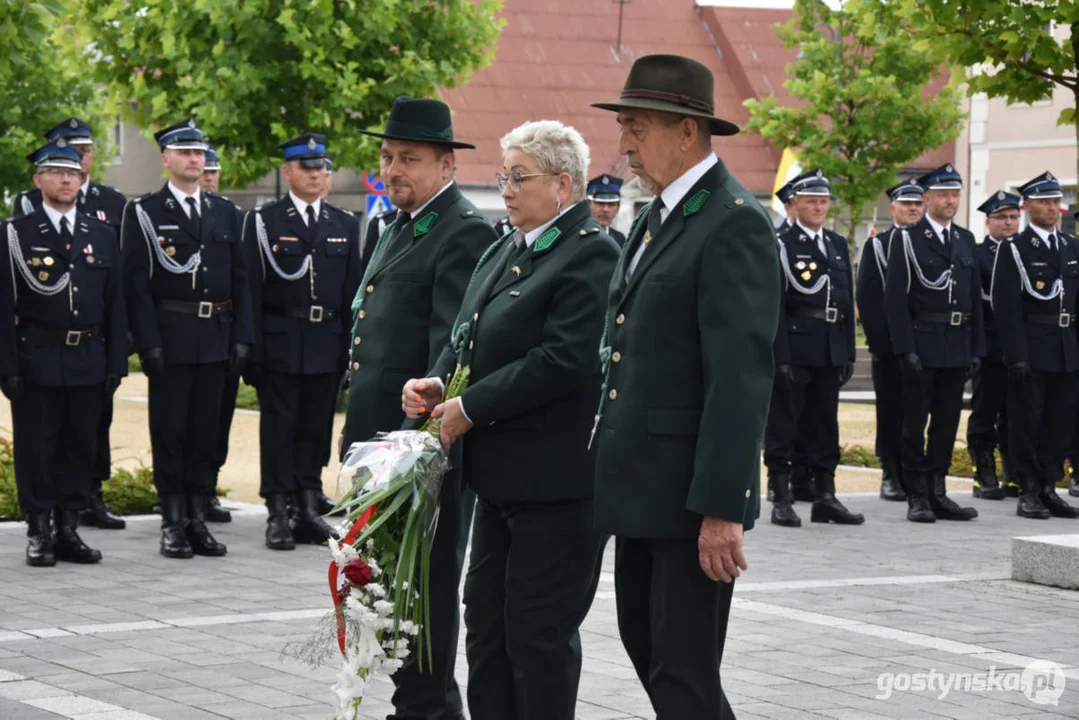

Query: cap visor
[[37, 160, 83, 171], [297, 157, 327, 169], [66, 138, 93, 145], [164, 142, 209, 151]]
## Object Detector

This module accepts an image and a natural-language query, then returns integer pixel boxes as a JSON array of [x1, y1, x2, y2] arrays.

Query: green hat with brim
[[358, 96, 475, 150], [591, 54, 739, 137]]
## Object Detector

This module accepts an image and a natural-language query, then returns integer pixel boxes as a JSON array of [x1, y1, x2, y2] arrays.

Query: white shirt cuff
[[457, 397, 473, 425]]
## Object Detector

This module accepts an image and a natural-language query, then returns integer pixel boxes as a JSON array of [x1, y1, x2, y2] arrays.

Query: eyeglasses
[[991, 214, 1021, 222], [495, 171, 557, 192], [40, 168, 82, 179]]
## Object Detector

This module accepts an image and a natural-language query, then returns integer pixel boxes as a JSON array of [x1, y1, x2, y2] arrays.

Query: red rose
[[342, 559, 373, 587]]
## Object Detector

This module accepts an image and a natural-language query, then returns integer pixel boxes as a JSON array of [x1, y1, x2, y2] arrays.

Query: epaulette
[[462, 208, 481, 219], [577, 225, 601, 237], [92, 182, 125, 197], [325, 202, 355, 217], [133, 192, 153, 203]]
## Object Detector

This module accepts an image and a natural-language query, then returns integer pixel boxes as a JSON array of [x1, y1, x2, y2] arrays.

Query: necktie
[[185, 197, 201, 237], [77, 189, 85, 208], [627, 200, 664, 281], [815, 233, 826, 257], [1048, 232, 1057, 253], [305, 205, 317, 230], [59, 216, 73, 250], [941, 226, 950, 247]]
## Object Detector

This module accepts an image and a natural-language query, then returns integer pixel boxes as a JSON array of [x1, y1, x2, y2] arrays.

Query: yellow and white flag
[[772, 148, 801, 219]]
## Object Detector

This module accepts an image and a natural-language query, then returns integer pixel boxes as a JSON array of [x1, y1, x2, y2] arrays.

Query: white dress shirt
[[1029, 222, 1058, 249], [168, 182, 201, 219], [42, 203, 77, 236], [795, 220, 828, 256], [289, 192, 321, 225], [626, 153, 719, 279], [925, 214, 952, 245]]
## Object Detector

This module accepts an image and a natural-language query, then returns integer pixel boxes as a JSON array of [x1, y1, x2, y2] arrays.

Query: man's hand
[[902, 353, 923, 375], [1008, 361, 1031, 385], [402, 378, 443, 419], [104, 375, 121, 395], [430, 397, 472, 451], [0, 376, 23, 402], [968, 357, 982, 380], [698, 515, 747, 583], [838, 362, 854, 387], [228, 344, 249, 378], [141, 348, 165, 380]]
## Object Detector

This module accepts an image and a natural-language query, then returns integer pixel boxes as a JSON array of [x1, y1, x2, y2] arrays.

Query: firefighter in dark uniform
[[856, 180, 925, 502], [123, 119, 254, 558], [587, 174, 627, 247], [492, 215, 513, 239], [885, 163, 983, 523], [0, 141, 127, 566], [242, 134, 361, 550], [765, 169, 862, 526], [967, 191, 1021, 501], [12, 118, 128, 531], [775, 179, 797, 232], [991, 172, 1079, 519], [199, 144, 245, 523]]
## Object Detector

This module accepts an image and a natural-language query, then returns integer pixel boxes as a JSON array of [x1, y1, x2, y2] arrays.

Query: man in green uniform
[[339, 96, 495, 720], [590, 55, 781, 718]]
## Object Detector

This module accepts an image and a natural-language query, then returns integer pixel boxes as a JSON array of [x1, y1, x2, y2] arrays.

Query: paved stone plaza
[[1, 491, 1078, 720]]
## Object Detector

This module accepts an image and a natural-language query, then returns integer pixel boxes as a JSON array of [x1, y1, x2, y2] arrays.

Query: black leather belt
[[1027, 313, 1075, 328], [789, 306, 845, 323], [19, 320, 102, 346], [265, 305, 339, 323], [915, 311, 971, 326], [159, 298, 233, 319]]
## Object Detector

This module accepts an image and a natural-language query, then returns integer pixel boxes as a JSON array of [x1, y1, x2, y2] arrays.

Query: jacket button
[[351, 362, 359, 371], [608, 389, 617, 400], [469, 341, 474, 350], [616, 313, 625, 325], [366, 285, 374, 294], [73, 310, 79, 316], [473, 313, 479, 321], [353, 337, 361, 346], [611, 351, 621, 363], [359, 310, 366, 320], [745, 489, 751, 498]]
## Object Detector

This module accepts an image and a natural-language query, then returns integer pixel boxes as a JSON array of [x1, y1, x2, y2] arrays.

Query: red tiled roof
[[441, 0, 953, 194]]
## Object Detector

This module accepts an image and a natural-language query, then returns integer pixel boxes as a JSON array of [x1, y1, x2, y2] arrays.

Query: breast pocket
[[272, 240, 304, 256], [323, 240, 350, 257], [212, 229, 233, 244]]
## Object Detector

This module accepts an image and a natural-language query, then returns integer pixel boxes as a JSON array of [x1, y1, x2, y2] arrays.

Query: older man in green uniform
[[590, 55, 780, 719], [339, 96, 495, 720]]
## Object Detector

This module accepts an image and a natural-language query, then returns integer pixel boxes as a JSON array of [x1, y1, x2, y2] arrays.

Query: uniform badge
[[307, 138, 317, 150], [57, 138, 67, 148], [29, 258, 41, 267], [87, 257, 95, 264], [188, 119, 197, 129], [1036, 280, 1046, 290], [809, 262, 818, 270], [272, 244, 279, 253], [997, 191, 1005, 200], [38, 271, 49, 281], [511, 266, 521, 277], [83, 244, 93, 255], [166, 246, 177, 256], [796, 261, 806, 270], [643, 230, 652, 245], [165, 197, 176, 210], [97, 210, 107, 222], [158, 237, 166, 246], [43, 256, 54, 266], [801, 270, 812, 281], [69, 118, 79, 128]]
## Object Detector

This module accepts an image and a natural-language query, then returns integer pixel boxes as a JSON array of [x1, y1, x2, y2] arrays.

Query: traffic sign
[[367, 194, 393, 218]]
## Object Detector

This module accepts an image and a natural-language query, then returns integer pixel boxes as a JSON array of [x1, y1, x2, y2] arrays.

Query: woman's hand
[[402, 378, 443, 418], [431, 398, 472, 450]]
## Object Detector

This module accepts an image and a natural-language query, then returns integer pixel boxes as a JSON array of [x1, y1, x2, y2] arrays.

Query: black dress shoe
[[80, 490, 126, 529], [292, 489, 338, 545], [25, 512, 56, 567], [160, 494, 194, 559], [204, 495, 232, 523], [185, 496, 227, 556], [54, 510, 102, 564], [265, 494, 296, 550], [929, 473, 978, 520]]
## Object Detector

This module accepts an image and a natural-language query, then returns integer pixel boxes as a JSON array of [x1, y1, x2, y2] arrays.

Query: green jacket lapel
[[368, 183, 463, 281], [488, 201, 589, 298]]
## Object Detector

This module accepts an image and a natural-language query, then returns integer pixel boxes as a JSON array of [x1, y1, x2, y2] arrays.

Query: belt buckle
[[309, 305, 324, 323], [949, 311, 963, 326], [65, 330, 82, 347], [1061, 313, 1072, 328], [825, 307, 838, 323], [198, 301, 214, 319]]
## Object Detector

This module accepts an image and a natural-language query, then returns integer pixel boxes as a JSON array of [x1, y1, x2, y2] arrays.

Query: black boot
[[1002, 454, 1019, 497], [790, 465, 815, 503], [53, 509, 102, 564], [810, 472, 864, 525], [184, 495, 227, 556], [1016, 474, 1050, 519], [317, 492, 345, 517], [265, 493, 296, 551], [905, 472, 936, 523], [1039, 477, 1079, 518], [25, 512, 56, 567], [205, 493, 232, 523], [1069, 459, 1079, 498], [929, 472, 978, 520], [79, 489, 126, 529], [971, 449, 1005, 500], [879, 458, 906, 501], [769, 473, 801, 528], [292, 488, 339, 545], [160, 494, 194, 558]]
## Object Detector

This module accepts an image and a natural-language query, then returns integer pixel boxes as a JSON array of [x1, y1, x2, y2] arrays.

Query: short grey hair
[[500, 120, 590, 201]]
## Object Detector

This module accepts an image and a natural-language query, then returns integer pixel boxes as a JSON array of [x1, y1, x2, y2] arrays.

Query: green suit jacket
[[341, 183, 495, 447], [593, 158, 780, 538], [429, 200, 620, 501]]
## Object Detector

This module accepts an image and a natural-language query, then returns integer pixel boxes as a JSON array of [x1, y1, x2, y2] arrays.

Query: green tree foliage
[[0, 2, 111, 200], [852, 0, 1078, 181], [743, 0, 964, 250], [77, 0, 504, 187]]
